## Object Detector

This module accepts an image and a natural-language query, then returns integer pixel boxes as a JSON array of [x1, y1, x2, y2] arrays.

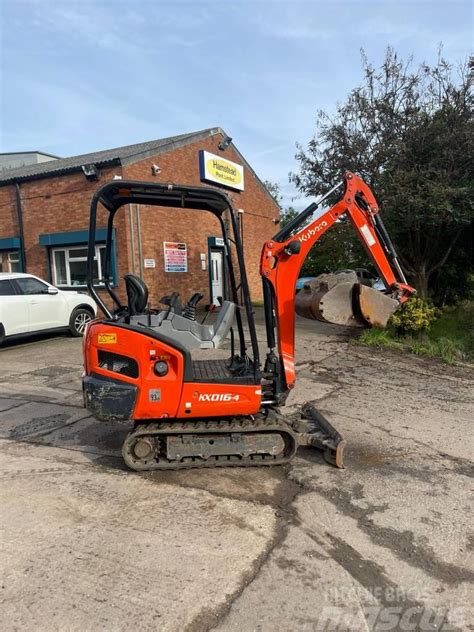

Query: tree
[[280, 207, 368, 276], [263, 180, 283, 208], [291, 48, 473, 299]]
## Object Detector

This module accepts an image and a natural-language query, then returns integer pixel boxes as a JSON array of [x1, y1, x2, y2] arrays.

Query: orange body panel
[[177, 383, 261, 417], [85, 321, 184, 419], [84, 321, 262, 420]]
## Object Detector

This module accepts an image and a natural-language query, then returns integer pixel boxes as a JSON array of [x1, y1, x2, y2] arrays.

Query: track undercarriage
[[122, 404, 345, 472]]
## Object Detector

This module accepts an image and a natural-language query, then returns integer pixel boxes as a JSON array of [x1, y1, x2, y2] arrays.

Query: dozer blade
[[295, 272, 399, 328], [292, 402, 346, 468]]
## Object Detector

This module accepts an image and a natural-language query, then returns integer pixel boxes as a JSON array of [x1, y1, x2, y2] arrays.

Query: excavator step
[[122, 406, 346, 471]]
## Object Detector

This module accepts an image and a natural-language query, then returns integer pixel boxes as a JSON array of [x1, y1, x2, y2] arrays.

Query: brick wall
[[0, 133, 279, 308], [122, 135, 279, 305], [0, 167, 129, 303], [0, 185, 18, 271]]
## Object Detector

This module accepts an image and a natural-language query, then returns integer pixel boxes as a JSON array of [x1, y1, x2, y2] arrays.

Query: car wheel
[[0, 324, 5, 346], [69, 308, 93, 337]]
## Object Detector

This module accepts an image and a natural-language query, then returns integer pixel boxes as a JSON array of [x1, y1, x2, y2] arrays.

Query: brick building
[[0, 128, 280, 308]]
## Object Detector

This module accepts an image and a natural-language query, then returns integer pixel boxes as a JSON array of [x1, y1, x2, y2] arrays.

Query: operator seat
[[124, 274, 149, 315], [156, 300, 236, 349]]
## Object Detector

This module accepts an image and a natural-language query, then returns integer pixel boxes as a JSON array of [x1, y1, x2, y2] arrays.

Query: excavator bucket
[[354, 283, 399, 328], [295, 272, 399, 328]]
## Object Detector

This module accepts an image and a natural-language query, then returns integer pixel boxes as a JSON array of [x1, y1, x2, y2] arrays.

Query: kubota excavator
[[82, 172, 414, 471]]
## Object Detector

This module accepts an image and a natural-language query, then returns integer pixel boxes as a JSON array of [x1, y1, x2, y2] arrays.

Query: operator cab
[[86, 180, 260, 388], [120, 273, 236, 350]]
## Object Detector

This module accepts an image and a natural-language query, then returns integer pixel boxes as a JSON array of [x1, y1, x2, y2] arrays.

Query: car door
[[0, 279, 30, 335], [15, 277, 66, 331]]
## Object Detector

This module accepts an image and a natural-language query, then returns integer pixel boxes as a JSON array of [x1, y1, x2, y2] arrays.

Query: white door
[[0, 279, 29, 335], [15, 277, 66, 331], [210, 250, 224, 306]]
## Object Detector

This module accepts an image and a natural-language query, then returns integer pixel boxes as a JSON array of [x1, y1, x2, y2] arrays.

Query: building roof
[[0, 151, 61, 159], [0, 128, 221, 185]]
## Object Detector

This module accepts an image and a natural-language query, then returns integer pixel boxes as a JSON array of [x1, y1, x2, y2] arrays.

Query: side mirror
[[47, 287, 59, 295]]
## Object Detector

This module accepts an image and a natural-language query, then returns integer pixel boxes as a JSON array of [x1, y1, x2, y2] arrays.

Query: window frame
[[7, 251, 20, 273], [51, 244, 111, 288]]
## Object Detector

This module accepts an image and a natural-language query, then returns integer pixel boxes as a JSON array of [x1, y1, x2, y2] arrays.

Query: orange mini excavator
[[82, 172, 414, 471]]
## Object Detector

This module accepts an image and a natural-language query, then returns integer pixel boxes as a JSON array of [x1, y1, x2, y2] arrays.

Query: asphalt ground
[[0, 316, 472, 631]]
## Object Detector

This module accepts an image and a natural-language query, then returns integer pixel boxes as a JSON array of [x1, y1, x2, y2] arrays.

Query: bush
[[354, 301, 473, 365], [389, 297, 438, 336]]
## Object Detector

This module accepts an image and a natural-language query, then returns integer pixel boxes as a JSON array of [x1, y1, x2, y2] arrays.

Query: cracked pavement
[[0, 316, 472, 631]]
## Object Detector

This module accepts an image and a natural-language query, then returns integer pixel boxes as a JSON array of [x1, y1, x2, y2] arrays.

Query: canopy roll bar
[[86, 180, 261, 375]]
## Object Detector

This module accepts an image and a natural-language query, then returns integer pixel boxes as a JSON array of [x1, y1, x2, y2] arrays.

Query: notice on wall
[[164, 242, 187, 272], [144, 258, 156, 268]]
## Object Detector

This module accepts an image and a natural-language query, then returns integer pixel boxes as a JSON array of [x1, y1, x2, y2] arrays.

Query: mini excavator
[[82, 172, 415, 471]]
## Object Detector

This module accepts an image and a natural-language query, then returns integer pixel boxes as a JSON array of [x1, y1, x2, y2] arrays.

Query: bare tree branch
[[396, 249, 417, 275], [427, 227, 464, 275]]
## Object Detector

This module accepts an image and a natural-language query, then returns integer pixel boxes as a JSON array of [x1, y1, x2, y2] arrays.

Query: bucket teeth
[[295, 272, 399, 328]]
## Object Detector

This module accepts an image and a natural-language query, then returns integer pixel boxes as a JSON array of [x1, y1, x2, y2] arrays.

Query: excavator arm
[[260, 172, 415, 390]]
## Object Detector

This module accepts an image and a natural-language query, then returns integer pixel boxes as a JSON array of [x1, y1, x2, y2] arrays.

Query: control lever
[[160, 293, 183, 317], [182, 293, 203, 321]]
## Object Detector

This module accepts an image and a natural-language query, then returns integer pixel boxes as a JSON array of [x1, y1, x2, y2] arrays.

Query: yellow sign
[[98, 333, 117, 344], [199, 150, 244, 191]]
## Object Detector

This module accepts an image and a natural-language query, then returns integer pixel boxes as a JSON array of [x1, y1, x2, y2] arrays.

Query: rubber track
[[122, 415, 298, 471]]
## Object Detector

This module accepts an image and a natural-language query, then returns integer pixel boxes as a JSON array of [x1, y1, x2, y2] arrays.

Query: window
[[8, 251, 20, 273], [15, 277, 48, 295], [0, 279, 17, 296], [52, 245, 109, 287]]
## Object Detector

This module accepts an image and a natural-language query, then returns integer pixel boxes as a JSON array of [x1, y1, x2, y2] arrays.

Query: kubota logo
[[299, 220, 328, 242], [198, 393, 240, 402]]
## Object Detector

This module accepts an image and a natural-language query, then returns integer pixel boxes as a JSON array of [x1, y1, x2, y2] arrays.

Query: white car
[[0, 273, 97, 344]]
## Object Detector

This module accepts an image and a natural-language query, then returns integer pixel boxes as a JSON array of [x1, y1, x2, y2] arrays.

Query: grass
[[354, 302, 474, 365]]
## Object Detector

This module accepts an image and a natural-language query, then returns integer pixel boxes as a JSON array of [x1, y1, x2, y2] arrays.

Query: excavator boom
[[260, 172, 415, 390]]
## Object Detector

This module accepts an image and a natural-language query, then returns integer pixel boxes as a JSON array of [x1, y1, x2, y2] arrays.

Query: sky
[[0, 0, 472, 208]]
